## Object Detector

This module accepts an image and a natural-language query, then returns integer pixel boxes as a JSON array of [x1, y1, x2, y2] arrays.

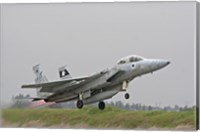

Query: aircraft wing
[[22, 71, 107, 93], [21, 76, 88, 88]]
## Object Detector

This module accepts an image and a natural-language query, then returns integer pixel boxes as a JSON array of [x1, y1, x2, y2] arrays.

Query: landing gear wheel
[[98, 101, 105, 110], [76, 100, 84, 109], [125, 93, 130, 99]]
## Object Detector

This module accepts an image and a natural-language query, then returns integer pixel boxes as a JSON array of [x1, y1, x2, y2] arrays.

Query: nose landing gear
[[124, 93, 130, 99]]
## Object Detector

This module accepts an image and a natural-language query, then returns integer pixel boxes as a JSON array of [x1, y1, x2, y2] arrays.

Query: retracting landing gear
[[98, 101, 105, 110], [124, 93, 130, 99], [76, 100, 84, 109]]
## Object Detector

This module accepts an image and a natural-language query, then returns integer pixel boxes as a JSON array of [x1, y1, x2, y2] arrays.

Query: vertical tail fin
[[58, 66, 72, 80], [33, 64, 48, 84], [33, 64, 48, 97]]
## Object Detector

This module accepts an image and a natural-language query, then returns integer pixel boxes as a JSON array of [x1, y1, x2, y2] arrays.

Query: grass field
[[1, 106, 196, 130]]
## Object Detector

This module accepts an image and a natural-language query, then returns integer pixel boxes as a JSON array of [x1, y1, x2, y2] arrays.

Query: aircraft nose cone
[[158, 60, 171, 68], [164, 60, 170, 66], [140, 59, 170, 74], [149, 59, 170, 71], [166, 61, 170, 65]]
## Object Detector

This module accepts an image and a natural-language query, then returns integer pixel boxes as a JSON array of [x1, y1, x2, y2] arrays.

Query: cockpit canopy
[[117, 55, 144, 64]]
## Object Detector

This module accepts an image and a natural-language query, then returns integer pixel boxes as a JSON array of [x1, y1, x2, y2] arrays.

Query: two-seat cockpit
[[117, 55, 144, 65]]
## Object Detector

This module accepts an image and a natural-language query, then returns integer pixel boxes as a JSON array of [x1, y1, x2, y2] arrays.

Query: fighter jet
[[22, 55, 170, 110]]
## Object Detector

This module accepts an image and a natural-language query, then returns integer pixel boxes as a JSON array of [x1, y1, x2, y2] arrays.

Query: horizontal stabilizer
[[32, 98, 46, 102], [19, 97, 46, 102]]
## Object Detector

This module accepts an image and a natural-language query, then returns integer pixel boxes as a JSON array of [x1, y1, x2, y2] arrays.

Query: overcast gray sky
[[0, 2, 197, 107]]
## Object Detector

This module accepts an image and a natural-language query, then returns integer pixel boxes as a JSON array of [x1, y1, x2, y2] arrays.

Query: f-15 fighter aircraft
[[22, 55, 170, 110]]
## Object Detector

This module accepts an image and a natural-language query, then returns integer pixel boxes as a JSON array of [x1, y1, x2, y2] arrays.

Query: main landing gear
[[98, 101, 105, 110], [76, 100, 106, 110], [76, 100, 84, 109], [76, 93, 106, 110], [124, 93, 130, 99]]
